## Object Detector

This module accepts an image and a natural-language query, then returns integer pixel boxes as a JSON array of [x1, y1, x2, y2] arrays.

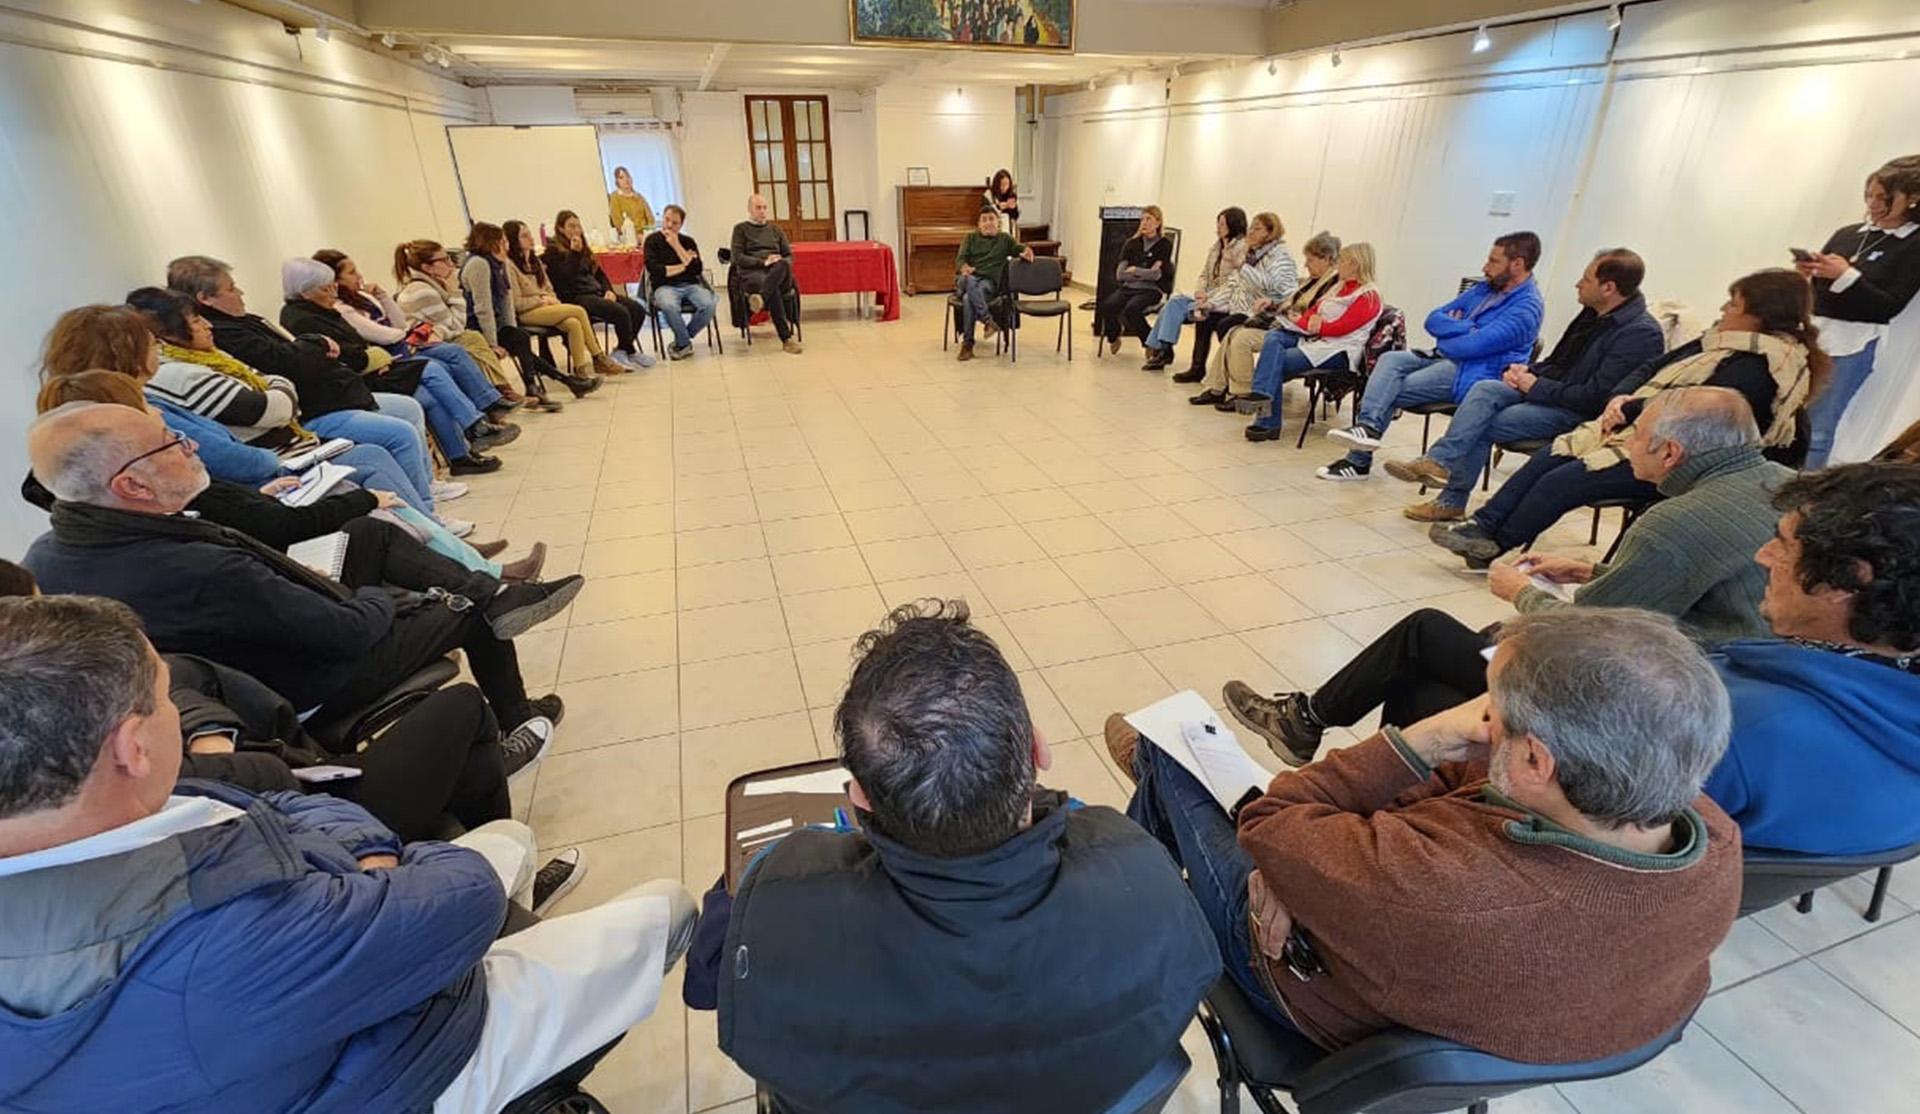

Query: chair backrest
[[1007, 256, 1063, 297], [1738, 840, 1920, 916], [1360, 305, 1407, 375]]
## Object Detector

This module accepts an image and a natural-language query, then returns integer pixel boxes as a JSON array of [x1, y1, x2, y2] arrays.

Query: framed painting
[[851, 0, 1075, 52]]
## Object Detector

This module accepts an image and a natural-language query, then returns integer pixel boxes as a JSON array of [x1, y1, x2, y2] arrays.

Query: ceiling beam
[[697, 42, 731, 91], [1264, 0, 1606, 55]]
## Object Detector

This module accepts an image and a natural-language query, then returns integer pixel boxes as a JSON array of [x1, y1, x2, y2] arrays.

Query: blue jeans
[[954, 273, 997, 343], [1804, 339, 1878, 469], [335, 444, 431, 514], [1250, 332, 1349, 432], [653, 283, 718, 349], [1424, 380, 1583, 509], [1346, 352, 1459, 465], [418, 343, 503, 411], [410, 362, 486, 461], [1126, 736, 1296, 1028], [308, 405, 435, 514], [1149, 294, 1197, 349], [1472, 453, 1656, 552]]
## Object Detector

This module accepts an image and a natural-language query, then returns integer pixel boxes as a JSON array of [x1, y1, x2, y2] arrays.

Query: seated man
[[951, 207, 1034, 362], [1485, 387, 1786, 644], [1318, 232, 1545, 481], [1112, 607, 1741, 1063], [728, 193, 803, 354], [643, 203, 720, 359], [21, 403, 577, 736], [1706, 462, 1920, 855], [700, 601, 1220, 1114], [0, 594, 694, 1112], [1385, 248, 1666, 521]]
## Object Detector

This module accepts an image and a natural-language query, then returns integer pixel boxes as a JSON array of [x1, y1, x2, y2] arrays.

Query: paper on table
[[1125, 690, 1272, 812], [741, 766, 850, 797]]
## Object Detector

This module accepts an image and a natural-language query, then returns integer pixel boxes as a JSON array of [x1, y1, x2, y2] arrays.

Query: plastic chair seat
[[305, 657, 458, 753], [1014, 298, 1072, 316], [1739, 840, 1920, 918]]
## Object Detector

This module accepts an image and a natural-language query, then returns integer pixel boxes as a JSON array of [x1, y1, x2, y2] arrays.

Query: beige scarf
[[1555, 329, 1811, 470]]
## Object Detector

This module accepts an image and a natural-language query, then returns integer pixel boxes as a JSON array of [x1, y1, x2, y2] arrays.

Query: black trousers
[[737, 260, 797, 340], [334, 683, 510, 841], [318, 518, 531, 731], [1311, 608, 1491, 729], [1101, 287, 1162, 342], [1186, 311, 1247, 372], [497, 325, 557, 392], [572, 291, 647, 353]]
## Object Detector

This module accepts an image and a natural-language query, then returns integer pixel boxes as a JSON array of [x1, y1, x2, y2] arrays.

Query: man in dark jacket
[[21, 402, 577, 736], [707, 600, 1219, 1114], [1386, 248, 1667, 521], [0, 594, 695, 1113], [728, 193, 803, 353]]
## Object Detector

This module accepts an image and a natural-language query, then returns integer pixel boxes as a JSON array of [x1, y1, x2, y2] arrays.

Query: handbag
[[363, 356, 427, 396]]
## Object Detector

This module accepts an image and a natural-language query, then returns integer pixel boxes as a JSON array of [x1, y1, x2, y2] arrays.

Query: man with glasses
[[22, 402, 579, 740]]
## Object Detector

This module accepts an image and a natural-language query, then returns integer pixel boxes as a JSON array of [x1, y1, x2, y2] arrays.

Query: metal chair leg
[[1588, 507, 1603, 545], [1867, 866, 1895, 922], [1796, 891, 1816, 914]]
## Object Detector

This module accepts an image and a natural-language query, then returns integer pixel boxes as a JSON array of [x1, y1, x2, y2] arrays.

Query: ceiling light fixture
[[1606, 3, 1623, 31], [380, 32, 396, 48], [1331, 49, 1342, 68], [1472, 25, 1493, 53], [314, 20, 330, 42], [1266, 58, 1277, 76]]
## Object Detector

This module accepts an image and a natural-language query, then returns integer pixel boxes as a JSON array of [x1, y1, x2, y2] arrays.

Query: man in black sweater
[[694, 600, 1219, 1114], [728, 194, 802, 353], [22, 403, 578, 737]]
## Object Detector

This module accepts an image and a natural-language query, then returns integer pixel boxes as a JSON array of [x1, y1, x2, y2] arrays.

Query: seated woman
[[1432, 268, 1825, 567], [36, 310, 529, 576], [317, 248, 554, 413], [504, 218, 625, 380], [280, 258, 517, 476], [1098, 206, 1174, 354], [1239, 242, 1384, 442], [464, 222, 606, 402], [543, 209, 653, 368], [1187, 211, 1299, 403], [1207, 231, 1343, 391], [1143, 207, 1247, 374], [394, 238, 596, 402]]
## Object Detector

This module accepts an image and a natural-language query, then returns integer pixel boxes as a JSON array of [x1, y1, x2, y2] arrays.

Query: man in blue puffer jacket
[[0, 595, 694, 1113], [1317, 232, 1546, 481]]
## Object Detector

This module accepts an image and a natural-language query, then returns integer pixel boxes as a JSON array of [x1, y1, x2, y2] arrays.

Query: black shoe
[[1189, 389, 1227, 406], [1428, 521, 1504, 565], [1315, 458, 1371, 482], [560, 372, 602, 398], [484, 574, 584, 639], [483, 400, 518, 420], [1170, 368, 1205, 384], [531, 848, 586, 916], [1244, 424, 1281, 442], [1225, 681, 1322, 767], [1213, 395, 1240, 412], [466, 422, 521, 453], [527, 692, 567, 725], [502, 715, 554, 783], [1232, 391, 1273, 414], [449, 453, 504, 475]]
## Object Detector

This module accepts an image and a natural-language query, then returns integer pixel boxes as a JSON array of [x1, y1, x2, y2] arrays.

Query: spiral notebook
[[286, 532, 350, 580]]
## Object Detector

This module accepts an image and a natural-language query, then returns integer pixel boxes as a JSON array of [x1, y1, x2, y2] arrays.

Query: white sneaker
[[1326, 424, 1384, 451], [430, 480, 469, 502], [438, 516, 476, 538]]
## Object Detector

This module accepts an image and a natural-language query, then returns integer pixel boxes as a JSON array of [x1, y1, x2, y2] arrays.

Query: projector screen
[[446, 124, 615, 242]]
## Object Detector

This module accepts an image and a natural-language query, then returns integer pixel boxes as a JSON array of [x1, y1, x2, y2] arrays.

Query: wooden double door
[[745, 95, 837, 243]]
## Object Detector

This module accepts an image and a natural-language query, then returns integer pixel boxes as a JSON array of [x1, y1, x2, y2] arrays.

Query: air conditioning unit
[[651, 86, 682, 124], [573, 87, 679, 122]]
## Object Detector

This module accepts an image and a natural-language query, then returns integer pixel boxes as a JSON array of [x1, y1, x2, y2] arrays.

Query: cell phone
[[1789, 248, 1819, 264]]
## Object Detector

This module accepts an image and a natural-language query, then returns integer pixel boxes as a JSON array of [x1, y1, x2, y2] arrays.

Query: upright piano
[[897, 185, 985, 295]]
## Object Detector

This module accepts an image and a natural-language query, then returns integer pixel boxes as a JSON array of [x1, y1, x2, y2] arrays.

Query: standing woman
[[463, 223, 603, 405], [607, 166, 655, 241], [1099, 206, 1174, 355], [544, 209, 654, 369], [1798, 155, 1920, 467], [504, 219, 627, 380], [1144, 207, 1248, 374], [984, 169, 1020, 232]]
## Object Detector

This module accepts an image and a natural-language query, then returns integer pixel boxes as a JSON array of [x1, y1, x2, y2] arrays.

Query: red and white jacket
[[1293, 281, 1382, 369]]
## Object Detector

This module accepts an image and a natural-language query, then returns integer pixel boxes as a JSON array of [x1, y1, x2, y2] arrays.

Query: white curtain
[[595, 122, 684, 231]]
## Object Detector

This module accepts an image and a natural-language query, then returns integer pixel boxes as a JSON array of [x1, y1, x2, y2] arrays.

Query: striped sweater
[[1516, 444, 1789, 644], [145, 361, 301, 449]]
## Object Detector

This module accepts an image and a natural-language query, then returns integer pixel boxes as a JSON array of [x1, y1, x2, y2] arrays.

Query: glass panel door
[[742, 95, 836, 241]]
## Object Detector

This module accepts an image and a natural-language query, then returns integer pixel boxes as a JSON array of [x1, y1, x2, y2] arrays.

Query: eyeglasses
[[109, 430, 195, 484]]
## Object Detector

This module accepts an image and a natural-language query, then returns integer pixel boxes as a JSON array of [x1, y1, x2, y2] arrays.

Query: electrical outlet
[[1489, 190, 1517, 217]]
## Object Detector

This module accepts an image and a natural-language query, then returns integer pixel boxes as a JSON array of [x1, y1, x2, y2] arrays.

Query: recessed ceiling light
[[1606, 4, 1623, 31]]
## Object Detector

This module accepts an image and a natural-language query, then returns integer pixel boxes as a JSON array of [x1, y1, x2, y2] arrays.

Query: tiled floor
[[466, 296, 1918, 1114]]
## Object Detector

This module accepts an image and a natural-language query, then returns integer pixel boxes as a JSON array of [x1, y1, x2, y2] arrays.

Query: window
[[744, 95, 836, 242]]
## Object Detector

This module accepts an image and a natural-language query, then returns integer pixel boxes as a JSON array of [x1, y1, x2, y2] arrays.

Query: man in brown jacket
[[1108, 607, 1742, 1064]]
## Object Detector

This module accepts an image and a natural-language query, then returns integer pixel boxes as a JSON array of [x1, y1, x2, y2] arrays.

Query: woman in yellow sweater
[[503, 220, 626, 379], [607, 166, 654, 238]]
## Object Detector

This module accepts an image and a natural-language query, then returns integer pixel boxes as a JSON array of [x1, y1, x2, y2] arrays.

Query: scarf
[[1554, 330, 1811, 470], [1283, 268, 1342, 317], [157, 342, 312, 440]]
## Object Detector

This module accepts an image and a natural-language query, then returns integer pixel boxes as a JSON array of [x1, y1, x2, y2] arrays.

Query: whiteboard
[[446, 124, 616, 242]]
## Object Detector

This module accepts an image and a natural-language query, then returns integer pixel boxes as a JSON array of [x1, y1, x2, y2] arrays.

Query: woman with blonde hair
[[503, 218, 626, 380], [1236, 242, 1384, 441], [1099, 205, 1175, 353]]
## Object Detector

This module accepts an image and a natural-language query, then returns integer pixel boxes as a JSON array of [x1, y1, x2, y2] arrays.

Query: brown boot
[[591, 354, 626, 377], [957, 341, 975, 362], [499, 542, 548, 583], [472, 538, 510, 559], [1403, 499, 1465, 523], [1104, 713, 1141, 786]]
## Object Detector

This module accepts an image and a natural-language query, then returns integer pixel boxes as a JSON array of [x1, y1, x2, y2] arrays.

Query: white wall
[[0, 0, 482, 557], [873, 84, 1017, 252], [1044, 0, 1920, 460]]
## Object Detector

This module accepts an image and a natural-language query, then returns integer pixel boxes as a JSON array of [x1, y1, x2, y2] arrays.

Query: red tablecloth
[[596, 249, 647, 286], [789, 241, 901, 322]]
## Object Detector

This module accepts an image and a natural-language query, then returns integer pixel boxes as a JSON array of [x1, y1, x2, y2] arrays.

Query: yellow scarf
[[159, 342, 312, 440]]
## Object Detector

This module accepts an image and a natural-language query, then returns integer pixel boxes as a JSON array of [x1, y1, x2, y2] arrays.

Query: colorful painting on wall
[[851, 0, 1075, 52]]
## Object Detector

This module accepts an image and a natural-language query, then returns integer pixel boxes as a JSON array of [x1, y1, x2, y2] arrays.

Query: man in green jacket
[[953, 209, 1033, 362], [1488, 385, 1789, 645]]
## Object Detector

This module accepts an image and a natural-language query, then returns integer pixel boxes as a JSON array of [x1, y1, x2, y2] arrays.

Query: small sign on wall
[[906, 166, 931, 186]]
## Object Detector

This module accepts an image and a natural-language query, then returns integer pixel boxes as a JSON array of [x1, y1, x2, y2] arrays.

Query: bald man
[[730, 193, 803, 352], [22, 402, 577, 736]]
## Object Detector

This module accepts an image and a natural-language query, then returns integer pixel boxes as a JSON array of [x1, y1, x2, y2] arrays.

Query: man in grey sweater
[[728, 194, 803, 353], [1488, 386, 1788, 644]]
